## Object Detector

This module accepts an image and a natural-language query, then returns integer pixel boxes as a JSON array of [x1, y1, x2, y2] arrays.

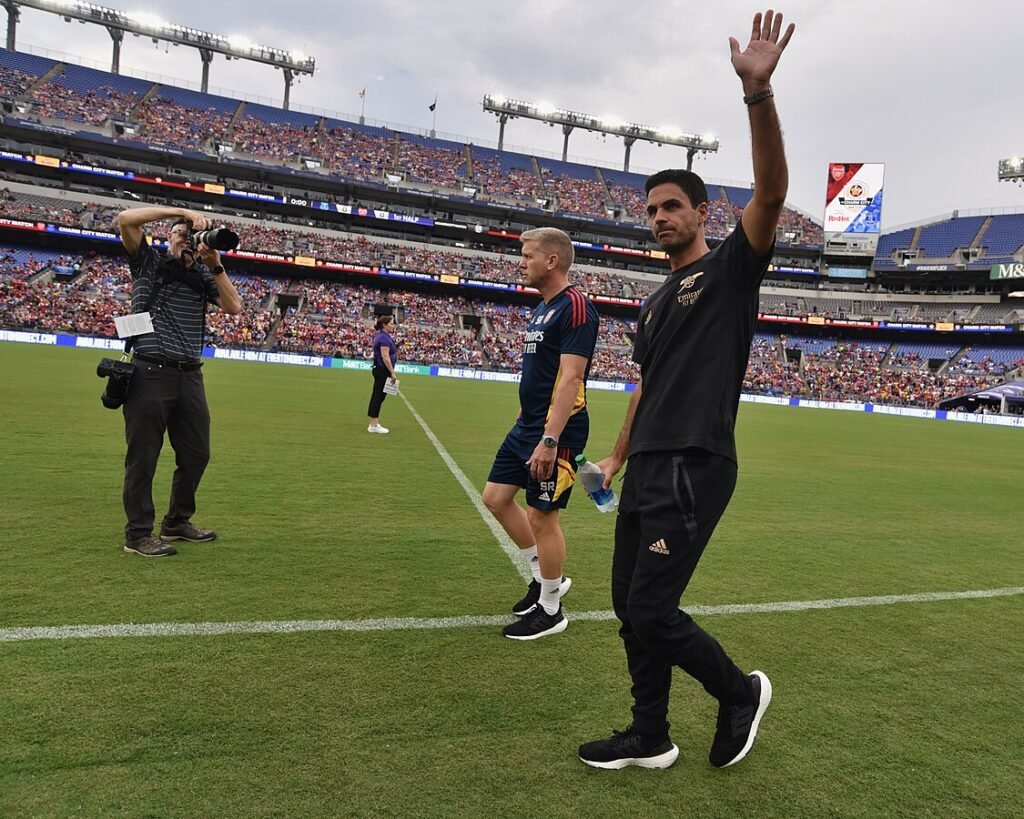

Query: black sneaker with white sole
[[502, 604, 567, 640], [124, 535, 177, 557], [578, 725, 679, 770], [709, 670, 772, 768], [160, 520, 217, 542], [511, 576, 572, 616]]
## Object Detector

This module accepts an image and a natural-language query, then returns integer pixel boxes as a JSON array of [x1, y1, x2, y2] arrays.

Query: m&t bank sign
[[990, 263, 1024, 280]]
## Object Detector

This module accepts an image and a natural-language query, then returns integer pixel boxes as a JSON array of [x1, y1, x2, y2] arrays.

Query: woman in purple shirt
[[367, 314, 398, 434]]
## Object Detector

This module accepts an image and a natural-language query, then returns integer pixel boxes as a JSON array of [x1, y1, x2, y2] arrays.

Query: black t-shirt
[[629, 222, 771, 462]]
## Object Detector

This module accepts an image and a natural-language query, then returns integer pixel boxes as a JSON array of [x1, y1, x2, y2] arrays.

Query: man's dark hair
[[170, 217, 190, 232], [644, 169, 709, 207]]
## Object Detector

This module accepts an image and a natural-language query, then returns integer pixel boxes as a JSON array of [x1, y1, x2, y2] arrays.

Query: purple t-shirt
[[373, 330, 397, 369]]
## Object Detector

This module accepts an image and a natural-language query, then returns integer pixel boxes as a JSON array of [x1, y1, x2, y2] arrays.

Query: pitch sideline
[[4, 396, 1021, 642], [399, 391, 531, 581], [2, 587, 1022, 642]]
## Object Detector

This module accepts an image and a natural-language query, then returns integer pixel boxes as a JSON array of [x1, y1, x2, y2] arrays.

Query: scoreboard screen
[[823, 162, 885, 256]]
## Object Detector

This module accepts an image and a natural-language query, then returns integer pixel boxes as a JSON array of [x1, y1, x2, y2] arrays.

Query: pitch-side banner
[[824, 162, 885, 255]]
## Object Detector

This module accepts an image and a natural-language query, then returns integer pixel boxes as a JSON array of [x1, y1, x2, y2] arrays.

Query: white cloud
[[10, 0, 1024, 225]]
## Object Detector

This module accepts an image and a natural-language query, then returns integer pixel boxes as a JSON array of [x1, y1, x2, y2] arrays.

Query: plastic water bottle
[[575, 454, 618, 513]]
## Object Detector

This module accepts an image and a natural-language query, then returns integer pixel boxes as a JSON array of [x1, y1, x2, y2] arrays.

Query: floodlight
[[10, 0, 315, 107], [130, 11, 166, 29], [482, 93, 718, 170], [998, 156, 1024, 181]]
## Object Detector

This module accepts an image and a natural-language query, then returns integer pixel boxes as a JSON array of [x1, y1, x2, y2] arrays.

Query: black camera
[[97, 358, 134, 409], [188, 227, 240, 252]]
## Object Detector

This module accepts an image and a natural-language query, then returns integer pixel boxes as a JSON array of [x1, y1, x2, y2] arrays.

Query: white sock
[[539, 576, 561, 615], [522, 545, 541, 582]]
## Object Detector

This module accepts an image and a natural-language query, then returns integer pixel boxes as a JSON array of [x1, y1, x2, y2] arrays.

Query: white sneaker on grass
[[367, 425, 390, 434]]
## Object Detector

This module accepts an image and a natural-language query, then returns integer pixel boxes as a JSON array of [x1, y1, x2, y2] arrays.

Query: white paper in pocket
[[113, 312, 154, 339]]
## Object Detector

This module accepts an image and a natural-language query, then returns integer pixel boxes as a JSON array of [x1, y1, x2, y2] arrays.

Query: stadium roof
[[939, 380, 1024, 411]]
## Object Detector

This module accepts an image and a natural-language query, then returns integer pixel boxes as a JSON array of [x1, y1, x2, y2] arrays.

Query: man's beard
[[657, 235, 690, 255]]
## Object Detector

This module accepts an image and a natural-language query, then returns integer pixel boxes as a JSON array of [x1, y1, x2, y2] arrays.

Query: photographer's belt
[[134, 353, 203, 371]]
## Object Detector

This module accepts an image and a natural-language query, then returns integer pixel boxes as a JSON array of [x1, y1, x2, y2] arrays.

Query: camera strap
[[123, 276, 165, 356], [124, 257, 207, 356]]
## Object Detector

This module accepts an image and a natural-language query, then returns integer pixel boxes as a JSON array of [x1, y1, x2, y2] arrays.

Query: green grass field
[[1, 342, 1022, 818]]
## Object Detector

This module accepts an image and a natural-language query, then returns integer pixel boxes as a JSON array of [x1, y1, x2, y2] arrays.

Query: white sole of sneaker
[[502, 616, 568, 641], [580, 744, 679, 770], [123, 545, 175, 557], [159, 535, 216, 542], [719, 670, 773, 768], [511, 576, 573, 617]]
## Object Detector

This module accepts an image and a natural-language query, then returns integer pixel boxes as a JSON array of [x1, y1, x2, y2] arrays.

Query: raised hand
[[729, 9, 795, 90], [181, 210, 210, 231]]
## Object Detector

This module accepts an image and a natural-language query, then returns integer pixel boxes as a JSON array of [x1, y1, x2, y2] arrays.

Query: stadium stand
[[0, 47, 821, 242], [2, 50, 1022, 412], [978, 213, 1024, 263]]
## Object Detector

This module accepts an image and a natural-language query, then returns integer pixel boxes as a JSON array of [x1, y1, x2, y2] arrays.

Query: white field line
[[2, 587, 1022, 643], [399, 391, 530, 581]]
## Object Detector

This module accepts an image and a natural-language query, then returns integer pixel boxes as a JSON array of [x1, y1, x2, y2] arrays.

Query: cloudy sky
[[12, 0, 1024, 227]]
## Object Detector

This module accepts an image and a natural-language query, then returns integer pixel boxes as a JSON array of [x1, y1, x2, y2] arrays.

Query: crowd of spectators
[[0, 65, 36, 96], [741, 336, 1011, 408], [229, 119, 319, 163], [27, 81, 140, 126], [1, 230, 1020, 407], [132, 97, 233, 149], [315, 125, 394, 181], [539, 169, 610, 217], [0, 64, 827, 237], [778, 209, 823, 245], [229, 118, 399, 180], [1, 190, 120, 230], [0, 258, 123, 338], [205, 274, 276, 349], [397, 139, 467, 188], [946, 347, 1024, 376], [889, 347, 959, 369], [469, 155, 539, 200]]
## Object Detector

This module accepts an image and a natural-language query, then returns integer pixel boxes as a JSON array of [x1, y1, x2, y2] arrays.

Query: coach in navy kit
[[482, 227, 599, 640], [116, 206, 242, 558], [579, 9, 795, 770]]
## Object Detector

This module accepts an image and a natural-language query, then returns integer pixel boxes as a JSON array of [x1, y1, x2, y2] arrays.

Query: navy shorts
[[487, 430, 583, 511]]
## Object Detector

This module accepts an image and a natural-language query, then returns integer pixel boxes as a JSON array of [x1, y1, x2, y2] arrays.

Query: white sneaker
[[367, 425, 390, 434]]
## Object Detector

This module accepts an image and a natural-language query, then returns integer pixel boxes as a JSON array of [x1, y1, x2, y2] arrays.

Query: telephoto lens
[[192, 227, 240, 251]]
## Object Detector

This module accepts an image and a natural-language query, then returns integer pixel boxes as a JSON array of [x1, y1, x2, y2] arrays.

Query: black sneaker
[[160, 520, 217, 542], [124, 535, 177, 557], [579, 725, 679, 770], [709, 670, 772, 768], [511, 576, 572, 616], [502, 604, 568, 640]]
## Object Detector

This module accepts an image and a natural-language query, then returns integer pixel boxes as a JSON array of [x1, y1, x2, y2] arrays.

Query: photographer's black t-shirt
[[629, 222, 772, 463], [127, 241, 219, 361]]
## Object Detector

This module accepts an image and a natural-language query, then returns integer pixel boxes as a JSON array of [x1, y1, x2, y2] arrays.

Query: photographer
[[116, 206, 242, 557]]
